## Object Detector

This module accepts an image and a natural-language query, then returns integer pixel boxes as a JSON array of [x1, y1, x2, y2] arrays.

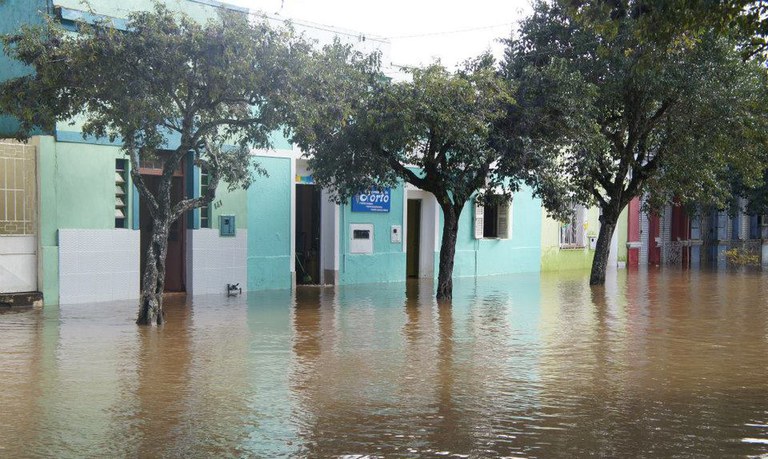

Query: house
[[625, 195, 768, 268], [0, 0, 546, 306], [541, 204, 627, 272]]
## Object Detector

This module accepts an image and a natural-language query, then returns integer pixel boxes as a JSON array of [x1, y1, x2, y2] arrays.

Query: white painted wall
[[320, 190, 339, 284], [0, 236, 37, 293], [186, 229, 247, 296], [58, 229, 140, 304]]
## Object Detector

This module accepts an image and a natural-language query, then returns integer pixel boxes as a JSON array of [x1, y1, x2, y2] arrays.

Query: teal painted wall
[[247, 156, 292, 291], [36, 137, 133, 304], [211, 185, 248, 230], [338, 185, 406, 285], [436, 185, 543, 279]]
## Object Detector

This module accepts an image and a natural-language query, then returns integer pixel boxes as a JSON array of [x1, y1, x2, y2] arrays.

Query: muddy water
[[1, 269, 768, 458]]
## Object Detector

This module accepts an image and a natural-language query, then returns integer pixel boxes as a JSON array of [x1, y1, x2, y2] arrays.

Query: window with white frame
[[474, 194, 512, 239], [560, 204, 586, 247]]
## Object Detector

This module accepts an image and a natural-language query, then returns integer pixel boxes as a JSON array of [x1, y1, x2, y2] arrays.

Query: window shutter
[[474, 198, 484, 239], [497, 200, 511, 239]]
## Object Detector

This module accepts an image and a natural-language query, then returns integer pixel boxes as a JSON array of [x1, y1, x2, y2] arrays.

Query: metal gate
[[0, 141, 37, 293]]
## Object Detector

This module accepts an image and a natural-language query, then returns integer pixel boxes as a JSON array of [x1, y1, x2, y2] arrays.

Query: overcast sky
[[223, 0, 533, 69]]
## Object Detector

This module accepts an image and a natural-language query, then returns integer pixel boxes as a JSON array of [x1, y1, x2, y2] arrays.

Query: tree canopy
[[289, 48, 517, 299], [564, 0, 768, 62], [505, 0, 768, 284], [0, 4, 310, 323]]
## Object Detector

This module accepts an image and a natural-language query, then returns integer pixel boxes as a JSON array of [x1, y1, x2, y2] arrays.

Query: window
[[115, 159, 127, 228], [200, 169, 211, 228], [560, 204, 586, 248], [474, 194, 511, 239]]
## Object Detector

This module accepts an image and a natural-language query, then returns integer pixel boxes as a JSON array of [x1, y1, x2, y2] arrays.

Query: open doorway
[[295, 184, 321, 285], [405, 189, 438, 279], [139, 174, 186, 292], [406, 199, 421, 278]]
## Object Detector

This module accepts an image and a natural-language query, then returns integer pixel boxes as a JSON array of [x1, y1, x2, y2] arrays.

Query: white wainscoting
[[59, 229, 140, 304], [186, 229, 247, 296]]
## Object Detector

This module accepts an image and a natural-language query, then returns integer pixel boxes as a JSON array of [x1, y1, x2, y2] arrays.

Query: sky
[[223, 0, 534, 70]]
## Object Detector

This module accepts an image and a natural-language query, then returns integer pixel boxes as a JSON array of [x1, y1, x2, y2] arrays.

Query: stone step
[[0, 292, 43, 308]]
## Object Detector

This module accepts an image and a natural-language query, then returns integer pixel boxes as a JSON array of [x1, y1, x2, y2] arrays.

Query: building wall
[[445, 186, 542, 278], [0, 0, 50, 137], [52, 0, 245, 23], [58, 229, 139, 304], [247, 155, 292, 291], [186, 228, 247, 296], [540, 206, 600, 272], [338, 184, 407, 285], [36, 137, 135, 304], [616, 207, 628, 264]]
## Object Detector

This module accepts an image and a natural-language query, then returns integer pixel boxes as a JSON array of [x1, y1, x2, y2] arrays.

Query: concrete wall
[[52, 0, 246, 23], [36, 137, 134, 304], [338, 184, 407, 284], [186, 228, 247, 296], [58, 229, 139, 304], [247, 156, 292, 291], [444, 186, 542, 279], [616, 207, 628, 264], [540, 206, 600, 272]]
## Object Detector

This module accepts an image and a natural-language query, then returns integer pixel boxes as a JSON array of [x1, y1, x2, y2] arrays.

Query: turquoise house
[[0, 0, 544, 306]]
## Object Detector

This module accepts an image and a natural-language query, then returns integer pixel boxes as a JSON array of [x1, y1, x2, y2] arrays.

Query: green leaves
[[504, 0, 768, 217], [288, 47, 516, 209], [0, 3, 313, 193]]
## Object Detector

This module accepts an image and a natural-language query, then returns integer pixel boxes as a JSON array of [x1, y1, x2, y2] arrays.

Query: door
[[139, 174, 186, 292], [671, 205, 690, 267], [0, 142, 37, 293], [295, 184, 321, 284], [648, 213, 661, 265], [406, 199, 421, 278], [627, 198, 640, 267]]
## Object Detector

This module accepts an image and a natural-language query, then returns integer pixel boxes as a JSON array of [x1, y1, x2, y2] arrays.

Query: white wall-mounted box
[[350, 223, 374, 254]]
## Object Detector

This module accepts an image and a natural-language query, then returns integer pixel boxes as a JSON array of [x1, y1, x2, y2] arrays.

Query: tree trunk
[[136, 213, 173, 326], [589, 211, 619, 286], [436, 205, 461, 300]]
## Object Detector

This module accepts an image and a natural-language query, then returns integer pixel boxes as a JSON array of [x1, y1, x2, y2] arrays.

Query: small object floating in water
[[227, 283, 242, 297]]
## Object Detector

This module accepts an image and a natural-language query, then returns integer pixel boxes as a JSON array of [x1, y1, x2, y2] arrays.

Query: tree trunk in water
[[436, 207, 460, 300], [589, 212, 618, 286], [136, 214, 172, 326]]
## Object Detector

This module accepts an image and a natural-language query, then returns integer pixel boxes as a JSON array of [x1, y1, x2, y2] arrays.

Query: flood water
[[2, 269, 768, 458]]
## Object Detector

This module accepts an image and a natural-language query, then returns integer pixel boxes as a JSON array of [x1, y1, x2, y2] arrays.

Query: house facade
[[540, 204, 628, 272], [625, 195, 768, 269], [0, 0, 547, 305]]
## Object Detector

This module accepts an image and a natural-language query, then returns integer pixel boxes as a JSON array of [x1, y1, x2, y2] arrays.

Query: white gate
[[0, 141, 37, 293]]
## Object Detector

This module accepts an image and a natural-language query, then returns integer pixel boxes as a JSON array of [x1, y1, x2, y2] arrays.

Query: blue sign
[[351, 188, 391, 213]]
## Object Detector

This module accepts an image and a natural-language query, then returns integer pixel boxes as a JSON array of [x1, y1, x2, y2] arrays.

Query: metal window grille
[[0, 142, 36, 235], [200, 169, 211, 228]]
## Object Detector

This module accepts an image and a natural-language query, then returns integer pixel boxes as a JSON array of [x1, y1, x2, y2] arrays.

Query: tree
[[504, 0, 768, 285], [0, 5, 308, 324], [289, 49, 517, 299], [565, 0, 768, 62]]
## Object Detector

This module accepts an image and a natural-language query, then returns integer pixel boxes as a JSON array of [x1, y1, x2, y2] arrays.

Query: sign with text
[[351, 188, 391, 213]]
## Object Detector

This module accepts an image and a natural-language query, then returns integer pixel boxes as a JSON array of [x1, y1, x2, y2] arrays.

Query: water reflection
[[1, 269, 768, 457]]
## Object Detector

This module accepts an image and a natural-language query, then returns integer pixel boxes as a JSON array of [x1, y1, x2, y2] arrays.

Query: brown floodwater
[[1, 268, 768, 458]]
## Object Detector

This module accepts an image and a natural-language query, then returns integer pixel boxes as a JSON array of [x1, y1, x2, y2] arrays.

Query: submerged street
[[2, 269, 768, 457]]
